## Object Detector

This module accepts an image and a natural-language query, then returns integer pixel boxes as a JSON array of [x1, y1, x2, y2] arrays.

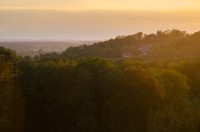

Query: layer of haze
[[0, 0, 200, 40]]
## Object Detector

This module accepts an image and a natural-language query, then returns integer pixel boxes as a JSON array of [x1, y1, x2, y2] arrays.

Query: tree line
[[1, 29, 200, 131]]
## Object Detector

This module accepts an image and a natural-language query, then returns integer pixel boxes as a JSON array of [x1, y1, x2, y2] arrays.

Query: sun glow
[[0, 0, 200, 11], [0, 0, 199, 40]]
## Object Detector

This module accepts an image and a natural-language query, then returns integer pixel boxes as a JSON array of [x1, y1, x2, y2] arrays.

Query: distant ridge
[[61, 29, 200, 61], [0, 39, 100, 43], [0, 40, 99, 56]]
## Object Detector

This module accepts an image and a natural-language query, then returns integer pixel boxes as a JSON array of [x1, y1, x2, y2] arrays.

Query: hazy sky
[[0, 0, 200, 40]]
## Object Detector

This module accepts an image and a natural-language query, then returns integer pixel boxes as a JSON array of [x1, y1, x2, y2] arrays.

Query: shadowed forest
[[2, 30, 200, 132]]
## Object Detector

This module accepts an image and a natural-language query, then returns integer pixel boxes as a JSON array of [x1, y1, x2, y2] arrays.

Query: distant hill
[[61, 29, 200, 61], [2, 29, 200, 61], [0, 40, 97, 56]]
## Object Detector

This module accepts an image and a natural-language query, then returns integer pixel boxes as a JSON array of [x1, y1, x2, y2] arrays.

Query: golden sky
[[0, 0, 200, 10], [0, 0, 199, 40]]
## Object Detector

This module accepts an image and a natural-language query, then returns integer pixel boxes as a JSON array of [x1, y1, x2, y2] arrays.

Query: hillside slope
[[61, 29, 200, 61]]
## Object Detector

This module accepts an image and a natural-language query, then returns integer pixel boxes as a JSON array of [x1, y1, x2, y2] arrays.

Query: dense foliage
[[1, 30, 200, 132], [61, 29, 200, 61]]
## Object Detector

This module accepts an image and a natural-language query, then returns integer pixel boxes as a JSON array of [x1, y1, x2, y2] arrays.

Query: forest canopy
[[1, 29, 200, 132]]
